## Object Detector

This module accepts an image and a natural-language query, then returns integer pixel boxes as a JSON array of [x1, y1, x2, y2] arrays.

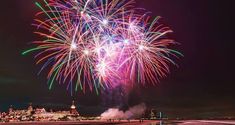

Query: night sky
[[0, 0, 234, 118]]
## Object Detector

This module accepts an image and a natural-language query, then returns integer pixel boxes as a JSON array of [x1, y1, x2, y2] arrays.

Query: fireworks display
[[23, 0, 182, 94]]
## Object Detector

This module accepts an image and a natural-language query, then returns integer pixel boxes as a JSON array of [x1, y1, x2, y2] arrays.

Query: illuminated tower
[[28, 103, 33, 112], [150, 109, 157, 120], [27, 103, 33, 115], [70, 100, 79, 115], [8, 105, 13, 114]]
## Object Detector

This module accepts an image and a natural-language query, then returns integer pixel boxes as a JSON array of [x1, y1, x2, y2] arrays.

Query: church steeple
[[70, 100, 76, 110], [70, 100, 79, 115], [28, 102, 33, 112], [8, 105, 13, 114]]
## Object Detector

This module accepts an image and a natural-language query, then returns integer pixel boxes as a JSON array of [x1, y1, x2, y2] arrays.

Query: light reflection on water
[[149, 120, 164, 125], [153, 120, 178, 125]]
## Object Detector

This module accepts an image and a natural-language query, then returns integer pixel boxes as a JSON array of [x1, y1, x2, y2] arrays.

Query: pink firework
[[23, 0, 182, 94]]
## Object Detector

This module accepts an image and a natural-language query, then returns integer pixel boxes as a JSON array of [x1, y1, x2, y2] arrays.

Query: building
[[150, 109, 157, 120], [70, 100, 79, 115], [1, 101, 81, 122], [8, 105, 13, 114], [28, 103, 33, 112]]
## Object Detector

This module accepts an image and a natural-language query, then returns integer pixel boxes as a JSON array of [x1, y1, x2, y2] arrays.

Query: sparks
[[71, 43, 77, 50], [83, 49, 89, 55], [102, 19, 108, 26], [23, 0, 182, 93], [138, 45, 145, 51]]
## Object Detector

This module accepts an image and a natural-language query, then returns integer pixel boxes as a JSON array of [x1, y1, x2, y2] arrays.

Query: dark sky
[[0, 0, 234, 118]]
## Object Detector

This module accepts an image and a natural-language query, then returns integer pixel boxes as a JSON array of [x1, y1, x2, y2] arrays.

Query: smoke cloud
[[101, 103, 146, 119]]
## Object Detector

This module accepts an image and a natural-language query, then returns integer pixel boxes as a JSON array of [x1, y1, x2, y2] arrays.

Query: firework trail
[[23, 0, 182, 95]]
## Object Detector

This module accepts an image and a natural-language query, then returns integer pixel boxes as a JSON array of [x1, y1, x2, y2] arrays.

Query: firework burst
[[23, 0, 182, 94]]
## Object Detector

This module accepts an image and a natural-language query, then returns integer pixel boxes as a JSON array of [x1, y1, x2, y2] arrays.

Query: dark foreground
[[1, 120, 235, 125]]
